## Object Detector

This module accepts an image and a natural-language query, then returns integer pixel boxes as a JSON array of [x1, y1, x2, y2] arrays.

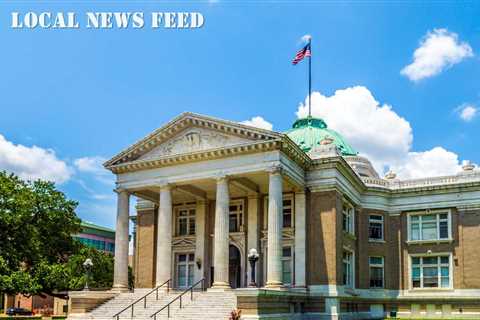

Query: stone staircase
[[75, 289, 237, 320]]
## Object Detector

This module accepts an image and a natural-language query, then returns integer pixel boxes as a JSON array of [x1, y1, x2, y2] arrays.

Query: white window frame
[[281, 246, 293, 286], [175, 252, 195, 289], [407, 210, 452, 243], [342, 248, 355, 288], [342, 202, 355, 235], [368, 214, 384, 241], [229, 199, 244, 233], [369, 256, 385, 289], [175, 206, 196, 236], [263, 194, 295, 229], [409, 253, 453, 290]]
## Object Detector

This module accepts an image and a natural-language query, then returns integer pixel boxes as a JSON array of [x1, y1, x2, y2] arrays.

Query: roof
[[103, 112, 311, 173], [286, 117, 357, 156], [79, 221, 115, 239]]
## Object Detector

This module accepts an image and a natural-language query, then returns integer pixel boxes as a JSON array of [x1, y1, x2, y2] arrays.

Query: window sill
[[368, 239, 386, 243], [407, 288, 454, 293], [406, 239, 453, 245]]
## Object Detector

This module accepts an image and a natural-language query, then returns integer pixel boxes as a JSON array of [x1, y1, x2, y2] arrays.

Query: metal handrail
[[112, 279, 171, 320], [150, 278, 205, 319]]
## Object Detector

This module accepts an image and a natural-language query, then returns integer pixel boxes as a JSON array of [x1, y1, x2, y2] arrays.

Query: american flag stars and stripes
[[292, 43, 311, 65]]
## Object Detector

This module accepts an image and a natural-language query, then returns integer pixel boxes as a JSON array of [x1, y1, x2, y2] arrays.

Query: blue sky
[[0, 1, 479, 228]]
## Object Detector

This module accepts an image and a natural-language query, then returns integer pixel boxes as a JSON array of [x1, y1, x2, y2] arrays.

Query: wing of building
[[98, 112, 480, 320]]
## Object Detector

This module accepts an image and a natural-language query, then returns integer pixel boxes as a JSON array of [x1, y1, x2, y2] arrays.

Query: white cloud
[[74, 156, 114, 186], [296, 86, 466, 179], [390, 147, 462, 180], [74, 156, 106, 173], [401, 28, 473, 81], [0, 134, 71, 183], [240, 116, 273, 131], [297, 86, 412, 170], [456, 104, 477, 122]]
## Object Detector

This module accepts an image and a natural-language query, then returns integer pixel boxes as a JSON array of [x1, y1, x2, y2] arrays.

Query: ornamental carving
[[139, 128, 251, 160], [172, 236, 196, 249]]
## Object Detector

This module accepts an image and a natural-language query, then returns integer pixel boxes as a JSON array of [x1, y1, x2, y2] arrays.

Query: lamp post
[[83, 258, 93, 291], [248, 248, 259, 288]]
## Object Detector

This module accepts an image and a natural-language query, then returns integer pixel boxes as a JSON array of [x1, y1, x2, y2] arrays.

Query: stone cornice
[[108, 139, 283, 174], [104, 112, 283, 169]]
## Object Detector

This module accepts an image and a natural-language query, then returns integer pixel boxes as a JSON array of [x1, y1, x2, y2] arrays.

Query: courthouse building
[[101, 112, 480, 319]]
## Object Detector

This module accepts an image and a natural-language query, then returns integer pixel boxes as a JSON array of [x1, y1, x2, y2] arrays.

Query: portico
[[105, 113, 308, 292]]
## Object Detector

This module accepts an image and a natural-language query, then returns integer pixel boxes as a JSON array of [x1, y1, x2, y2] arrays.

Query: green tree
[[0, 171, 125, 299]]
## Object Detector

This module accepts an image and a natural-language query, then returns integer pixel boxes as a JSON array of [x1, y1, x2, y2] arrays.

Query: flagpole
[[308, 38, 312, 118]]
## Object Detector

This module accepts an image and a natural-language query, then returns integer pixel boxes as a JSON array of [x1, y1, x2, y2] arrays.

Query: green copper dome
[[286, 117, 357, 156]]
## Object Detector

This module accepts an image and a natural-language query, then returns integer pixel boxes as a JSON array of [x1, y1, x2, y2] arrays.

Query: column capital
[[266, 165, 283, 175], [159, 183, 172, 192], [114, 187, 129, 195], [214, 172, 229, 183]]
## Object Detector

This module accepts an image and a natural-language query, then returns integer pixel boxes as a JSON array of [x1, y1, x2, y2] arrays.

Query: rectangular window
[[177, 253, 195, 288], [369, 215, 384, 240], [229, 201, 244, 232], [343, 250, 353, 287], [283, 198, 293, 228], [409, 212, 450, 241], [343, 203, 355, 235], [176, 208, 196, 236], [411, 255, 451, 289], [281, 247, 293, 285], [369, 256, 384, 288]]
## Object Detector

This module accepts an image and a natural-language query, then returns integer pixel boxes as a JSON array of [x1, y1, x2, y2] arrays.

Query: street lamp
[[247, 248, 259, 288], [83, 258, 93, 291]]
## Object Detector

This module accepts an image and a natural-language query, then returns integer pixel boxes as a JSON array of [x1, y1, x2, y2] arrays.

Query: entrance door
[[176, 253, 195, 289], [229, 245, 241, 288]]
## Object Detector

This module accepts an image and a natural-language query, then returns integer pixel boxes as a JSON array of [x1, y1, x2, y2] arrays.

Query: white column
[[212, 176, 230, 289], [113, 189, 130, 291], [194, 200, 207, 283], [266, 166, 283, 288], [156, 184, 172, 287], [294, 191, 306, 287], [247, 195, 260, 285]]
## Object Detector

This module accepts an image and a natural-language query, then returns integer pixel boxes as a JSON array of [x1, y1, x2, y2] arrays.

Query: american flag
[[292, 43, 311, 65]]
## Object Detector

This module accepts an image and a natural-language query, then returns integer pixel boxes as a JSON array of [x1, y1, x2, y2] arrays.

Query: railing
[[362, 170, 480, 190], [150, 278, 205, 320], [112, 279, 171, 320]]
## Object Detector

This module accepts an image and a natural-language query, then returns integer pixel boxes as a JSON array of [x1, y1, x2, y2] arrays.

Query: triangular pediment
[[104, 112, 283, 168], [138, 126, 253, 160]]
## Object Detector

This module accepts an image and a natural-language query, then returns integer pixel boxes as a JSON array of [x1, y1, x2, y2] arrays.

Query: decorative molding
[[172, 236, 196, 249], [104, 112, 282, 168]]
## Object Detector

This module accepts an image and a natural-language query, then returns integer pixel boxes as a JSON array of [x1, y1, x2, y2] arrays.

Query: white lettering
[[38, 12, 51, 28], [190, 12, 204, 28], [11, 12, 22, 28], [24, 12, 38, 28], [132, 12, 144, 28], [86, 12, 100, 28], [164, 12, 176, 28], [151, 12, 163, 28], [113, 12, 131, 28]]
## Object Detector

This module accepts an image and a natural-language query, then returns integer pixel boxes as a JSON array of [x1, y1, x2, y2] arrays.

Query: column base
[[210, 281, 231, 291], [110, 284, 130, 293], [264, 281, 283, 289]]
